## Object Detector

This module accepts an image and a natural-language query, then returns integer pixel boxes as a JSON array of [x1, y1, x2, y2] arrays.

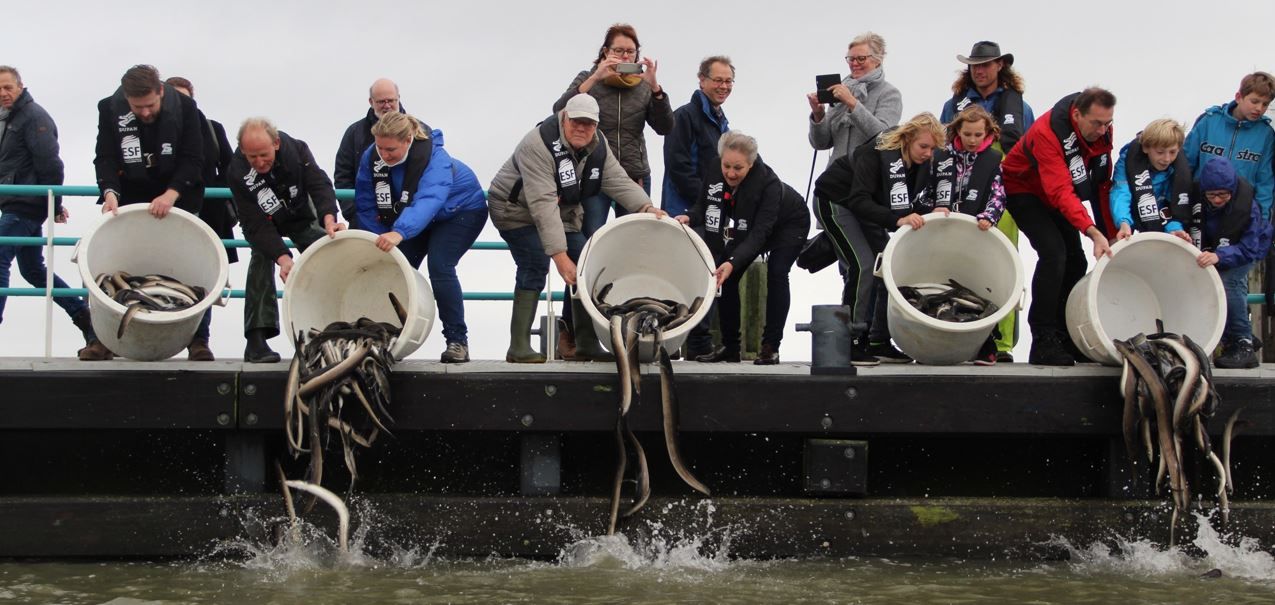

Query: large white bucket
[[576, 214, 717, 362], [877, 213, 1025, 365], [1065, 232, 1225, 366], [75, 205, 229, 361], [284, 230, 434, 360]]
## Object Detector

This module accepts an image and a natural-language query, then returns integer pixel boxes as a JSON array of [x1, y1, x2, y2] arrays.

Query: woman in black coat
[[676, 130, 810, 363]]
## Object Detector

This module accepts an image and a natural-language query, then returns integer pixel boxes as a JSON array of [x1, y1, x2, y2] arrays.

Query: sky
[[3, 0, 1273, 362]]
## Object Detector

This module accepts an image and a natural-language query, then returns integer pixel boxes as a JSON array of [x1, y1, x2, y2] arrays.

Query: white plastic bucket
[[576, 214, 717, 362], [284, 230, 434, 360], [1065, 232, 1225, 366], [877, 213, 1025, 365], [75, 205, 229, 361]]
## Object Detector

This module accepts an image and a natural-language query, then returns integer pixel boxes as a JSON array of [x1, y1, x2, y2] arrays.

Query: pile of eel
[[898, 279, 998, 323], [283, 293, 405, 505], [591, 281, 710, 535], [94, 271, 208, 338], [1114, 330, 1247, 546]]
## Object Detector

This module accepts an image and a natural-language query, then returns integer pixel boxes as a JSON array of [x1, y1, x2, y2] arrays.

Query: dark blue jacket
[[355, 129, 486, 240], [1205, 186, 1274, 270], [0, 89, 64, 220], [662, 90, 729, 217]]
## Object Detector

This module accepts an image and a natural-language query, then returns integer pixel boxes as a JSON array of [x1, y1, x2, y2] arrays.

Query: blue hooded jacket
[[1109, 140, 1185, 233], [1183, 102, 1274, 220], [662, 90, 729, 217], [354, 129, 487, 240]]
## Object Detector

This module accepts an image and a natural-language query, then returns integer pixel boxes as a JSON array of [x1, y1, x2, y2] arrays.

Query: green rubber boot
[[506, 289, 547, 363], [570, 299, 615, 362]]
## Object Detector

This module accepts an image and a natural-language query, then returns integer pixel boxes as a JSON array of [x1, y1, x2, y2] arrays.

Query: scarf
[[845, 68, 885, 101], [603, 74, 643, 88]]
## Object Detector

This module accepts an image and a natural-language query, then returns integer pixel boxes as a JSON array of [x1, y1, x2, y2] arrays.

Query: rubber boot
[[570, 299, 614, 362], [71, 308, 113, 361], [244, 328, 281, 363], [506, 289, 546, 363]]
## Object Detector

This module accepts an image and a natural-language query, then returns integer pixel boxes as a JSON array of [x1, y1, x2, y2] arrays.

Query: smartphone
[[616, 63, 644, 75], [816, 74, 841, 104]]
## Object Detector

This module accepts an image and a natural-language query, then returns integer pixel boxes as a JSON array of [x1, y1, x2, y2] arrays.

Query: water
[[2, 513, 1274, 604]]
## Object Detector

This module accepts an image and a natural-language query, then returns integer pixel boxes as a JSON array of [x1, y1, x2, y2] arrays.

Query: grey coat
[[808, 75, 902, 164], [552, 68, 673, 181], [488, 112, 653, 255]]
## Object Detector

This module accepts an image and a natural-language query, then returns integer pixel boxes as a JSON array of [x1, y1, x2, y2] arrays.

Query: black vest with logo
[[370, 136, 433, 224], [878, 147, 933, 219], [951, 87, 1026, 152], [235, 132, 313, 224], [510, 117, 607, 206], [107, 84, 184, 183], [1024, 93, 1111, 212], [1202, 179, 1254, 252], [1124, 134, 1196, 237], [930, 147, 1001, 217]]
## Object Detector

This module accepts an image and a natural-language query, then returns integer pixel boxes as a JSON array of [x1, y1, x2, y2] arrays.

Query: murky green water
[[3, 528, 1274, 605]]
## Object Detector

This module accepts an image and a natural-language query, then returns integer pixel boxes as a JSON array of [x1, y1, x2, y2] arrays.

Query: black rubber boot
[[244, 328, 281, 363]]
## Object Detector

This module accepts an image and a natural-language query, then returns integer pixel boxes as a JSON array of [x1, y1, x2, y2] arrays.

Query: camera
[[616, 63, 644, 75]]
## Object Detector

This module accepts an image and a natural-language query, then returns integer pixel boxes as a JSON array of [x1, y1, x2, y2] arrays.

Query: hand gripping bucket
[[576, 214, 717, 362], [74, 205, 230, 361], [1065, 232, 1225, 366], [876, 213, 1025, 365], [284, 230, 434, 359]]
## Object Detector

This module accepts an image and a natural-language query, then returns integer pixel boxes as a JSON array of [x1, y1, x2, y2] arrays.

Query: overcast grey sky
[[4, 0, 1273, 361]]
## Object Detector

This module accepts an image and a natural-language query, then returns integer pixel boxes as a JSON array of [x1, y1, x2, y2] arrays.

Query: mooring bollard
[[796, 304, 865, 375]]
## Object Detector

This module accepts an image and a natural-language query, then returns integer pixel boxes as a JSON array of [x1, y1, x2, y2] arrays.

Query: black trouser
[[814, 196, 890, 343], [762, 242, 801, 348], [1004, 193, 1087, 335]]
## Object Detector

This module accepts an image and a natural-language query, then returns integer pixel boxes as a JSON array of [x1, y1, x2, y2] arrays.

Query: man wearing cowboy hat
[[940, 41, 1035, 153], [939, 41, 1037, 363]]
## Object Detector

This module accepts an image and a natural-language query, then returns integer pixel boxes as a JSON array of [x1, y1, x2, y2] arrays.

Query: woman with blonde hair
[[354, 112, 488, 363], [813, 113, 946, 364]]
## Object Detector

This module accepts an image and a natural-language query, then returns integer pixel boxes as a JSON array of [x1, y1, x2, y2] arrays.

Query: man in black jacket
[[166, 76, 239, 264], [229, 118, 344, 362], [334, 78, 404, 229], [0, 65, 109, 360], [93, 64, 213, 360]]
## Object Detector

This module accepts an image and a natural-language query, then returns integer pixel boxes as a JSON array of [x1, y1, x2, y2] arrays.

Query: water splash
[[1051, 513, 1275, 582]]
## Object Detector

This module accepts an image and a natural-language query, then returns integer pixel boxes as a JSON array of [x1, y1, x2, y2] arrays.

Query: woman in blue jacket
[[355, 112, 488, 363]]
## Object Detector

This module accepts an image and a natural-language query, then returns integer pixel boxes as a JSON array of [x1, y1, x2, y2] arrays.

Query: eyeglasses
[[607, 47, 638, 58], [845, 55, 874, 64], [704, 77, 734, 87], [372, 98, 398, 106], [1205, 191, 1233, 201]]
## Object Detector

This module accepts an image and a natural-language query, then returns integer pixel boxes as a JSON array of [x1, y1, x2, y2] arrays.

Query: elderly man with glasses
[[807, 31, 902, 164], [334, 78, 405, 229]]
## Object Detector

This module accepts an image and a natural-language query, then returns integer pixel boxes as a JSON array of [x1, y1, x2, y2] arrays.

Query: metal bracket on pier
[[796, 305, 866, 375]]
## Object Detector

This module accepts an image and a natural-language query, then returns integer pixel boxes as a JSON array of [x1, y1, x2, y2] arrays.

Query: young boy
[[1195, 158, 1273, 369], [1184, 72, 1275, 221], [1111, 119, 1195, 243]]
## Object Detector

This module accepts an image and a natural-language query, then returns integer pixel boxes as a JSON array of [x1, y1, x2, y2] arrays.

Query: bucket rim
[[879, 213, 1025, 332]]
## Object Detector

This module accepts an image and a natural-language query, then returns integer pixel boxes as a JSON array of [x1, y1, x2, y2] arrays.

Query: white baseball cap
[[564, 93, 600, 122]]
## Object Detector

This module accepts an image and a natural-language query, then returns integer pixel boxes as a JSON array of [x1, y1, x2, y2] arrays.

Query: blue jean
[[398, 206, 488, 345], [1219, 262, 1254, 344], [0, 212, 88, 324], [500, 225, 585, 292]]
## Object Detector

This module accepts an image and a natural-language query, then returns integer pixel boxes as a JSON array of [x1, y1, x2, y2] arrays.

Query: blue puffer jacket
[[1184, 102, 1274, 220], [662, 90, 729, 217], [1109, 140, 1185, 233], [354, 129, 487, 240]]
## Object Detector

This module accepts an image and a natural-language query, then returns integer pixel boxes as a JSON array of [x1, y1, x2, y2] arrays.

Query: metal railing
[[0, 184, 563, 358]]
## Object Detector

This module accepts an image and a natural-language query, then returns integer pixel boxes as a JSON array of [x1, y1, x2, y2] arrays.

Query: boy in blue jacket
[[1111, 119, 1195, 243], [1184, 72, 1275, 221], [1195, 158, 1273, 369]]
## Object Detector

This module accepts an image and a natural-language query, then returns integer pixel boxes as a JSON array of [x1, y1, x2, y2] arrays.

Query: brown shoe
[[188, 338, 215, 361], [556, 319, 577, 360], [754, 343, 780, 365], [78, 340, 114, 361]]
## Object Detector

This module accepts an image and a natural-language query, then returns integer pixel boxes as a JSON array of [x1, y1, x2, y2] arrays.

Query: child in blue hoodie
[[1184, 72, 1275, 220], [1111, 119, 1196, 243], [1195, 158, 1274, 369]]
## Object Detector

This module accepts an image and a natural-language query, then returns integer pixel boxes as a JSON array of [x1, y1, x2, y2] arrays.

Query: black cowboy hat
[[957, 41, 1014, 66]]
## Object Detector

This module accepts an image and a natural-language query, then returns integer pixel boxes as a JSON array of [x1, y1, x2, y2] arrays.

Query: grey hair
[[849, 32, 887, 62], [0, 65, 22, 86], [237, 117, 280, 145], [717, 130, 758, 164]]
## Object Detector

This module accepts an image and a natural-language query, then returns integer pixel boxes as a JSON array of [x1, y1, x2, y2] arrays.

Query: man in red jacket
[[1001, 87, 1116, 365]]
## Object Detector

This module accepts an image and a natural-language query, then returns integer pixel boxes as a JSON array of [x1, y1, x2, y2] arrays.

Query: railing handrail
[[0, 184, 355, 200]]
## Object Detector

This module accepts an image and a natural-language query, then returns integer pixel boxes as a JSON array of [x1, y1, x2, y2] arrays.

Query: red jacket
[[1002, 96, 1114, 234]]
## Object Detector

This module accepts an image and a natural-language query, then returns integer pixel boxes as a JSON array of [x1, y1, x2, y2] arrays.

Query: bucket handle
[[871, 253, 884, 278], [1074, 324, 1094, 355], [1017, 288, 1027, 310], [215, 278, 231, 307], [70, 241, 81, 264]]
